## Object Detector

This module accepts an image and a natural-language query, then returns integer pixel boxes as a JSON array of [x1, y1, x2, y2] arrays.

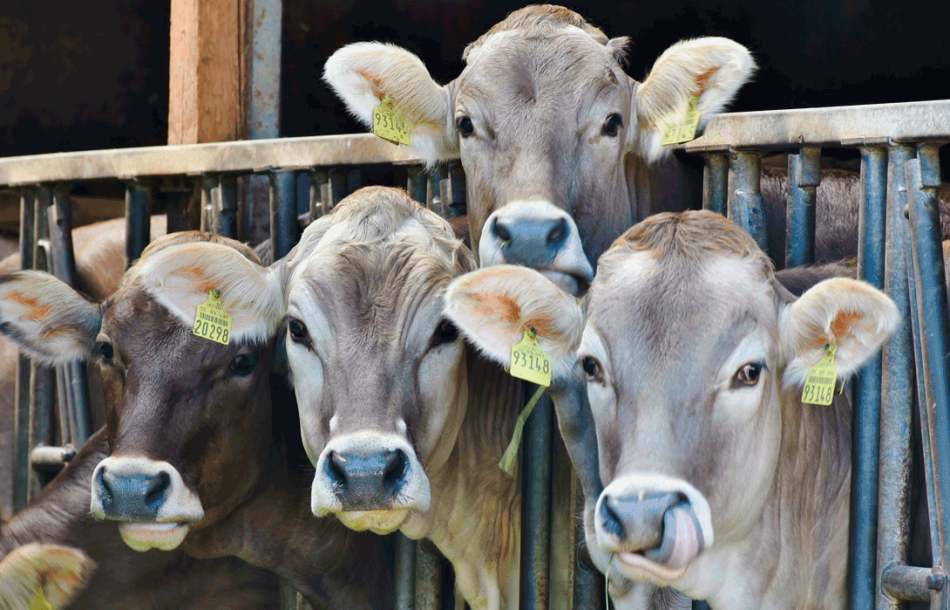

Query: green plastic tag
[[661, 94, 701, 146], [193, 289, 232, 345], [372, 95, 412, 146], [802, 344, 838, 406], [498, 385, 545, 476]]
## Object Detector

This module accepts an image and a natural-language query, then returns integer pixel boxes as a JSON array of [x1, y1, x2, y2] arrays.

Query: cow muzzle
[[90, 457, 204, 552], [479, 200, 594, 296], [311, 433, 430, 534], [595, 476, 714, 582]]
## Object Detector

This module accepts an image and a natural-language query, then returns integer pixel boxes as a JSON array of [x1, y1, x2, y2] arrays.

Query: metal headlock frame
[[2, 98, 949, 610]]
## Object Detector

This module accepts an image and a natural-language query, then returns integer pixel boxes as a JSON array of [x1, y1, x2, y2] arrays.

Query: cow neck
[[411, 352, 523, 609]]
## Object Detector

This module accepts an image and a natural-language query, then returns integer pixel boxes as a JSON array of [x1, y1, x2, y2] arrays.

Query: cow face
[[281, 187, 475, 535], [324, 6, 755, 293], [443, 211, 898, 598], [0, 234, 284, 552]]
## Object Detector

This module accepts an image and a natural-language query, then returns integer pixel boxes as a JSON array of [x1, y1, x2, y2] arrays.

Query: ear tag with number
[[193, 289, 232, 346], [661, 94, 701, 146], [509, 327, 552, 387], [373, 95, 412, 146], [801, 343, 837, 406], [31, 589, 53, 610]]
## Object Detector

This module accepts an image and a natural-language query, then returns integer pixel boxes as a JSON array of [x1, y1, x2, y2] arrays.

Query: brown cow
[[0, 232, 394, 609], [444, 211, 899, 609]]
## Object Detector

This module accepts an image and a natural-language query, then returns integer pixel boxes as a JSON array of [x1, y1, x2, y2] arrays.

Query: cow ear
[[0, 271, 101, 365], [779, 277, 899, 388], [132, 242, 286, 345], [633, 37, 755, 163], [324, 42, 457, 167], [0, 543, 97, 609], [443, 265, 584, 379]]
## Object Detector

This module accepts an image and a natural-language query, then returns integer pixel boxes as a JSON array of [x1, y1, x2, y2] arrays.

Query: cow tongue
[[642, 502, 704, 570]]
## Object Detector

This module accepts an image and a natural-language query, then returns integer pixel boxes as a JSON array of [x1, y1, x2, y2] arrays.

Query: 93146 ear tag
[[372, 95, 412, 146], [661, 94, 701, 146], [193, 289, 232, 346], [801, 343, 837, 406], [509, 328, 552, 387]]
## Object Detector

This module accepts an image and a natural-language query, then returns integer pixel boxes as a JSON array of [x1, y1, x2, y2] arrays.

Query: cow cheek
[[416, 345, 467, 471]]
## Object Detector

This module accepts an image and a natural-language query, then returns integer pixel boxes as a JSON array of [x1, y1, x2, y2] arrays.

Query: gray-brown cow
[[444, 211, 899, 609]]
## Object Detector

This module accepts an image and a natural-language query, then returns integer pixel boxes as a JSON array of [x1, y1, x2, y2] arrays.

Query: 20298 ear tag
[[193, 289, 232, 346]]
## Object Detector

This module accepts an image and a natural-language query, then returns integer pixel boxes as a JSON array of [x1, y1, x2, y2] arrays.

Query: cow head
[[0, 233, 284, 552], [442, 211, 898, 599], [280, 187, 475, 534], [324, 5, 755, 293]]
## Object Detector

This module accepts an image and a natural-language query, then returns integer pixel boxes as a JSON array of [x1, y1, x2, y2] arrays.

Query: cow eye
[[456, 115, 474, 138], [229, 354, 259, 377], [581, 356, 601, 380], [733, 362, 765, 388], [431, 319, 459, 347], [96, 341, 114, 362], [602, 113, 623, 137], [288, 319, 309, 344]]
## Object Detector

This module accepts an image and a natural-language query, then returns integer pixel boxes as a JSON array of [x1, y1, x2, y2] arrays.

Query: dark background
[[2, 0, 950, 157]]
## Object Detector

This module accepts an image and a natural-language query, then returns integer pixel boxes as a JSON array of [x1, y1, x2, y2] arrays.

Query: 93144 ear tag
[[372, 95, 412, 146], [801, 343, 837, 406], [193, 289, 232, 346], [661, 94, 701, 146]]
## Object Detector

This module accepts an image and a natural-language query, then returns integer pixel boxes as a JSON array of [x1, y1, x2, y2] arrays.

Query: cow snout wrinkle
[[96, 468, 170, 521], [602, 491, 680, 551], [326, 449, 409, 511]]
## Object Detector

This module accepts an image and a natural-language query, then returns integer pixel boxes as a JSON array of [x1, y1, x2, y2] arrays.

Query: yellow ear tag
[[509, 327, 552, 387], [661, 94, 701, 146], [802, 343, 838, 406], [31, 589, 53, 610], [193, 289, 232, 345], [372, 95, 412, 146]]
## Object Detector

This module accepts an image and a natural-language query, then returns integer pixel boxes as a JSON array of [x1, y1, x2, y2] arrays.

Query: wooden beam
[[168, 0, 249, 144]]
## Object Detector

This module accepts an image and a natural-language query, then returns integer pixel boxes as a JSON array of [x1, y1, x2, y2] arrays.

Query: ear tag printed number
[[661, 94, 701, 146], [193, 289, 232, 346], [373, 95, 412, 146], [509, 327, 552, 387], [802, 343, 838, 406]]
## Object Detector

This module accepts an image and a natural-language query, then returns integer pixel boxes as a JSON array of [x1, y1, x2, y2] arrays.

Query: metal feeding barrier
[[1, 98, 949, 610]]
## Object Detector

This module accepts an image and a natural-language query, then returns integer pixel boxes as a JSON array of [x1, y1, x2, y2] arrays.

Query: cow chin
[[117, 522, 190, 552], [336, 509, 411, 535]]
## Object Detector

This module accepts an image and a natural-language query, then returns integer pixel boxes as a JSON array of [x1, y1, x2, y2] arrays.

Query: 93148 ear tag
[[661, 94, 701, 146], [372, 95, 412, 146], [509, 328, 552, 387], [801, 343, 837, 406], [193, 289, 232, 346]]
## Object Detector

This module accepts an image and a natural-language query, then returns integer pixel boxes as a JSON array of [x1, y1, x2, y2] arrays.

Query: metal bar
[[680, 99, 950, 153], [572, 486, 605, 610], [346, 168, 364, 197], [881, 565, 945, 602], [200, 175, 215, 233], [327, 169, 347, 209], [217, 176, 238, 239], [125, 180, 152, 267], [785, 147, 821, 267], [269, 170, 298, 260], [427, 165, 447, 217], [407, 167, 427, 205], [728, 152, 769, 255], [905, 145, 950, 577], [874, 144, 916, 610], [850, 146, 887, 609], [309, 169, 328, 219], [394, 533, 416, 610], [30, 186, 55, 499], [29, 445, 77, 470], [701, 153, 728, 216], [414, 540, 441, 610], [447, 161, 466, 218], [12, 189, 35, 511], [521, 390, 554, 610]]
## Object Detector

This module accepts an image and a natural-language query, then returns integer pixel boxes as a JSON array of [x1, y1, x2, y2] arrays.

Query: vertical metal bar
[[572, 487, 605, 610], [394, 532, 416, 610], [125, 180, 152, 267], [521, 390, 554, 610], [692, 602, 712, 610], [346, 168, 364, 197], [200, 175, 216, 233], [729, 152, 769, 256], [850, 146, 887, 610], [702, 153, 729, 216], [12, 189, 35, 511], [217, 176, 239, 239], [49, 187, 90, 446], [269, 170, 298, 261], [327, 168, 347, 209], [30, 186, 55, 499], [905, 145, 950, 577], [407, 166, 427, 205], [427, 165, 447, 217], [447, 161, 466, 218], [309, 169, 329, 219], [874, 144, 916, 610], [414, 540, 441, 610], [785, 146, 821, 267]]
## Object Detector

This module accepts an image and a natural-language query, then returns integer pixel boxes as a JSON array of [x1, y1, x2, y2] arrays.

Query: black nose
[[96, 468, 170, 521], [325, 449, 409, 511], [491, 216, 571, 268], [600, 492, 680, 551]]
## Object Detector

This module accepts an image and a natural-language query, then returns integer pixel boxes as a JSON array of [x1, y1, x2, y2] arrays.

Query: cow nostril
[[326, 451, 349, 491], [546, 218, 568, 246], [382, 449, 408, 494], [97, 468, 114, 503], [600, 496, 625, 540], [492, 219, 512, 243], [144, 471, 170, 508]]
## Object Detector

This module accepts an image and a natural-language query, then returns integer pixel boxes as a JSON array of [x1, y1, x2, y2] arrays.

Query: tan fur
[[0, 543, 96, 610]]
